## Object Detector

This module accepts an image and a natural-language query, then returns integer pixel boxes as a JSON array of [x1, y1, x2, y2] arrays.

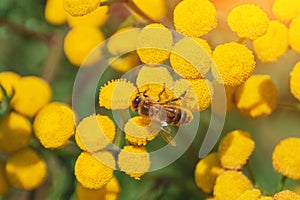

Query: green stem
[[277, 175, 287, 192], [278, 103, 300, 111], [247, 160, 256, 186]]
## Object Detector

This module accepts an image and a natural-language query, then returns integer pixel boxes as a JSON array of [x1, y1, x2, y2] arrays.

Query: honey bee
[[130, 86, 193, 146]]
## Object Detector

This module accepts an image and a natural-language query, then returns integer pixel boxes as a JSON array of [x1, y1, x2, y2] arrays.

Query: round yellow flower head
[[194, 152, 223, 193], [227, 4, 269, 40], [0, 160, 10, 195], [64, 25, 104, 67], [33, 102, 75, 149], [109, 52, 140, 73], [99, 79, 136, 110], [253, 20, 289, 63], [5, 148, 47, 190], [211, 83, 236, 115], [212, 42, 256, 87], [124, 116, 160, 146], [118, 145, 150, 180], [63, 0, 101, 16], [75, 151, 114, 189], [137, 23, 173, 64], [76, 114, 116, 152], [173, 0, 217, 37], [218, 130, 255, 170], [259, 197, 273, 200], [272, 137, 300, 180], [76, 183, 105, 200], [289, 16, 300, 54], [273, 190, 300, 200], [130, 0, 167, 22], [290, 61, 300, 101], [0, 112, 32, 153], [45, 0, 67, 25], [0, 71, 20, 101], [237, 189, 261, 200], [235, 75, 278, 118], [170, 37, 212, 79], [272, 0, 300, 21], [213, 171, 253, 200], [104, 176, 120, 200], [10, 76, 52, 118]]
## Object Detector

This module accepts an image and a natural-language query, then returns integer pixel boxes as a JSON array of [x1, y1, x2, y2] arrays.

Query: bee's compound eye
[[131, 96, 141, 111]]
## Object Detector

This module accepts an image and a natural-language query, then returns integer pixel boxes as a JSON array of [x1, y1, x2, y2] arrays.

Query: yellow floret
[[109, 52, 140, 73], [290, 61, 300, 101], [33, 102, 75, 149], [237, 189, 261, 200], [212, 42, 256, 87], [170, 37, 212, 79], [63, 0, 101, 16], [104, 176, 120, 200], [272, 0, 300, 21], [118, 145, 150, 180], [213, 171, 253, 200], [10, 76, 52, 118], [64, 25, 104, 67], [5, 148, 47, 190], [173, 0, 217, 37], [137, 23, 173, 64], [273, 190, 300, 200], [272, 137, 300, 180], [76, 182, 105, 200], [0, 112, 32, 153], [0, 71, 20, 101], [130, 0, 167, 22], [235, 75, 278, 118], [0, 160, 10, 195], [289, 16, 300, 54], [45, 0, 67, 25]]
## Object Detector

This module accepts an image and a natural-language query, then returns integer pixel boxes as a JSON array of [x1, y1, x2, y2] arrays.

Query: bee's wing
[[159, 124, 176, 146]]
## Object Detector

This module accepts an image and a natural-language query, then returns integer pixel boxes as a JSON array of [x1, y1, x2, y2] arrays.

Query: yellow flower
[[194, 152, 223, 193], [272, 137, 300, 180], [212, 42, 256, 87], [0, 71, 20, 101], [136, 23, 173, 64], [75, 114, 116, 152], [109, 52, 140, 73], [76, 182, 106, 200], [235, 75, 278, 118], [75, 151, 114, 189], [118, 145, 150, 180], [170, 37, 212, 79], [290, 61, 300, 101], [227, 4, 269, 40], [124, 116, 160, 146], [272, 0, 300, 21], [10, 76, 52, 118], [173, 0, 217, 37], [130, 0, 167, 22], [259, 197, 273, 200], [218, 130, 255, 170], [104, 176, 120, 200], [63, 0, 101, 16], [289, 16, 300, 54], [237, 189, 261, 200], [253, 20, 289, 63], [211, 83, 236, 115], [0, 160, 10, 195], [45, 0, 67, 25], [0, 112, 32, 153], [213, 171, 253, 200], [273, 190, 300, 200], [64, 25, 104, 66], [99, 79, 136, 110], [5, 148, 47, 190], [33, 102, 75, 149]]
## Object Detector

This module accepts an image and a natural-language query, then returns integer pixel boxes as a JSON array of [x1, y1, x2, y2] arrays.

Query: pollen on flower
[[235, 75, 278, 118], [272, 137, 300, 180], [173, 0, 217, 37], [272, 0, 300, 21], [170, 37, 212, 79], [118, 145, 150, 180], [212, 42, 256, 87], [289, 16, 300, 54], [273, 190, 300, 200], [45, 0, 67, 25], [227, 4, 269, 40], [290, 62, 300, 101], [236, 189, 261, 200], [136, 23, 173, 64], [0, 70, 20, 101], [130, 0, 167, 22], [76, 182, 106, 200], [5, 148, 47, 190], [99, 79, 136, 110], [104, 176, 120, 200], [63, 0, 101, 16], [0, 160, 10, 195]]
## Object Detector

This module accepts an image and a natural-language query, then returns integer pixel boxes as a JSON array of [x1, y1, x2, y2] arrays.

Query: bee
[[130, 86, 193, 146]]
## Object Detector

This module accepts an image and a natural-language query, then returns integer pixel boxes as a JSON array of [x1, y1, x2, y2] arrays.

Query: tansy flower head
[[109, 52, 140, 73], [33, 102, 75, 149], [272, 137, 300, 180], [10, 76, 52, 118], [118, 145, 150, 180], [99, 79, 136, 110], [253, 20, 289, 63], [290, 61, 300, 101], [218, 130, 255, 170], [124, 116, 160, 146], [170, 37, 212, 79], [211, 83, 236, 114], [0, 112, 32, 153], [63, 0, 101, 16], [0, 160, 10, 195], [136, 23, 173, 65], [289, 16, 300, 54], [237, 189, 262, 200], [104, 176, 120, 200], [272, 0, 300, 21], [259, 197, 273, 200], [227, 4, 269, 40], [45, 0, 67, 25], [173, 0, 217, 37], [0, 71, 20, 101], [76, 183, 105, 200], [130, 0, 167, 22], [75, 151, 114, 189], [75, 114, 115, 152], [194, 152, 223, 193], [235, 75, 278, 118], [5, 148, 47, 190], [213, 171, 253, 200], [273, 190, 300, 200], [212, 42, 256, 87]]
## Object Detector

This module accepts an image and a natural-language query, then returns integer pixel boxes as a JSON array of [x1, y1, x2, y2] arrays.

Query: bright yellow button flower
[[0, 71, 20, 101], [130, 0, 167, 22], [76, 182, 105, 200], [104, 176, 120, 200], [45, 0, 67, 25], [290, 61, 300, 101], [237, 189, 261, 200], [272, 0, 300, 21], [273, 190, 300, 200], [289, 16, 300, 54], [0, 160, 10, 195], [109, 52, 140, 73], [63, 0, 101, 16]]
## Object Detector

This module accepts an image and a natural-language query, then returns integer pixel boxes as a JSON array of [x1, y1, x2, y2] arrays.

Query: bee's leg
[[163, 91, 187, 104], [158, 83, 166, 102]]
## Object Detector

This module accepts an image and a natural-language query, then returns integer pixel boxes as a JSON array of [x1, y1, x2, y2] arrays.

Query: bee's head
[[131, 95, 143, 112]]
